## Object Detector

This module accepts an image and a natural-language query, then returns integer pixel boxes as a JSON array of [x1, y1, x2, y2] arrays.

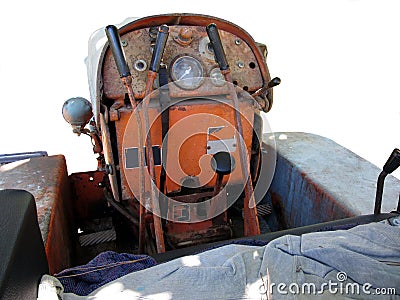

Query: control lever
[[252, 77, 281, 98], [205, 24, 229, 71], [383, 148, 400, 174], [142, 24, 169, 253], [105, 25, 136, 106], [268, 77, 281, 88], [105, 25, 131, 78], [149, 25, 169, 73], [105, 25, 147, 253], [211, 152, 236, 197], [374, 148, 400, 214], [206, 23, 260, 236]]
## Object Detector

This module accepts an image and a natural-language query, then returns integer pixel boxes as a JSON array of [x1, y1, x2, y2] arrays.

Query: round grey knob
[[62, 97, 93, 128]]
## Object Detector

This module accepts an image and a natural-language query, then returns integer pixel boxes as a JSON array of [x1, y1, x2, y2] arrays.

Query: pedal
[[79, 229, 116, 247], [241, 204, 272, 218], [257, 204, 272, 216]]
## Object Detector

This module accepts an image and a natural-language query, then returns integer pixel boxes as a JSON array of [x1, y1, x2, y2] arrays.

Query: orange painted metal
[[142, 70, 166, 253], [224, 71, 260, 237], [165, 191, 231, 246], [98, 14, 271, 248], [118, 97, 255, 197], [0, 155, 75, 274], [69, 171, 108, 221]]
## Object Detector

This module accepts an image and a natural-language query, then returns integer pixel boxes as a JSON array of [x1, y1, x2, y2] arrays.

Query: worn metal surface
[[79, 229, 117, 247], [264, 132, 400, 229], [99, 113, 120, 201], [142, 70, 166, 253], [223, 70, 259, 237], [69, 170, 107, 221], [166, 224, 232, 247], [91, 14, 276, 250], [0, 151, 48, 165], [0, 155, 74, 274], [120, 98, 255, 198], [103, 25, 264, 99], [89, 14, 274, 133]]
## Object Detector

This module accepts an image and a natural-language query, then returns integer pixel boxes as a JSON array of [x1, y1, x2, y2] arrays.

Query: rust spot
[[69, 170, 108, 221], [270, 192, 288, 230]]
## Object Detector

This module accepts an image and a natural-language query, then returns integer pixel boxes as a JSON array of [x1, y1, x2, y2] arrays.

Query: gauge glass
[[171, 56, 204, 90], [210, 68, 226, 87]]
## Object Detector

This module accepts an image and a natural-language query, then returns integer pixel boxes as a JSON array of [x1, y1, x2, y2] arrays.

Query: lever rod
[[252, 77, 281, 98], [142, 25, 170, 253], [105, 25, 147, 253], [206, 23, 260, 236], [374, 148, 400, 214]]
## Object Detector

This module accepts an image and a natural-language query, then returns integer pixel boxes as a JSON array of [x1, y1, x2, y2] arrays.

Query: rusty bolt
[[179, 27, 193, 41]]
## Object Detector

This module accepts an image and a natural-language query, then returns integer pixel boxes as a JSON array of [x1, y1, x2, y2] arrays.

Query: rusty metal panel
[[166, 224, 232, 247], [0, 155, 74, 274], [114, 107, 163, 200], [69, 171, 108, 221], [115, 97, 255, 200], [103, 25, 263, 99]]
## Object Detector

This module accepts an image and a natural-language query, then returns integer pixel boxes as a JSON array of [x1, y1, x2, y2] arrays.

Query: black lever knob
[[206, 23, 229, 71], [105, 25, 131, 78], [149, 25, 169, 73], [383, 148, 400, 174], [267, 77, 281, 88], [211, 152, 236, 175]]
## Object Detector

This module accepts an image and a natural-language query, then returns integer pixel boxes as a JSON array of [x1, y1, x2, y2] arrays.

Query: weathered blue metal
[[265, 132, 400, 229], [0, 151, 47, 165]]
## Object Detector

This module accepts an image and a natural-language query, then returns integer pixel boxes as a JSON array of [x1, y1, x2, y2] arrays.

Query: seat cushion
[[0, 189, 48, 300]]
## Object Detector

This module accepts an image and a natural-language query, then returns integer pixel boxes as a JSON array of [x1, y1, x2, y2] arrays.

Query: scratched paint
[[265, 132, 400, 229]]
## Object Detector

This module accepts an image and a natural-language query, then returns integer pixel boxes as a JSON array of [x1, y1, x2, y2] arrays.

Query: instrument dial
[[210, 68, 226, 87], [171, 56, 204, 90]]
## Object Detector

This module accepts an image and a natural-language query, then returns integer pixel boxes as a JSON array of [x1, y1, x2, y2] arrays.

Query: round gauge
[[171, 56, 204, 90], [210, 68, 226, 87]]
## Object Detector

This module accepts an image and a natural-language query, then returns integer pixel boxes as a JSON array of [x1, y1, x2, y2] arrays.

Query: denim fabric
[[42, 217, 400, 300], [55, 251, 156, 296]]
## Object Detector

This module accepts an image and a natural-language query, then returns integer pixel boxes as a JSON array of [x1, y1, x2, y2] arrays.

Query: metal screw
[[134, 59, 147, 72], [121, 40, 128, 47], [149, 27, 158, 39], [237, 61, 244, 68], [235, 39, 241, 45], [105, 164, 113, 175]]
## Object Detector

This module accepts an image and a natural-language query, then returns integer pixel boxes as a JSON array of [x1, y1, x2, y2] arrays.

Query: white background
[[0, 0, 399, 179]]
